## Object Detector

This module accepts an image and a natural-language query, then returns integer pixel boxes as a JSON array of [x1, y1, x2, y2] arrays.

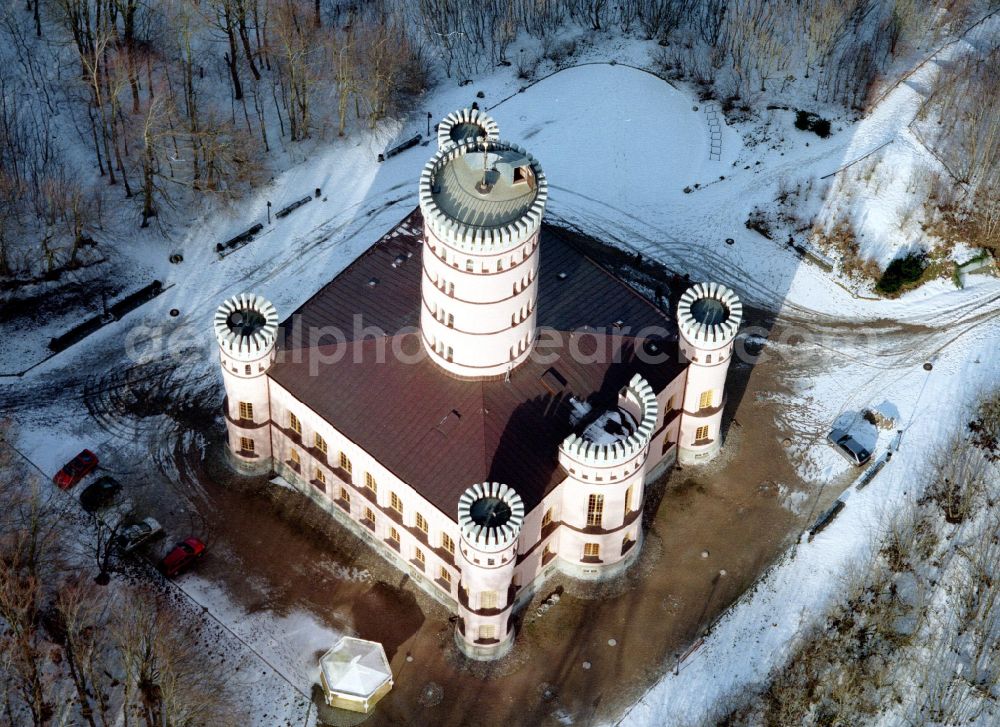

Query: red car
[[53, 449, 99, 490], [160, 538, 206, 577]]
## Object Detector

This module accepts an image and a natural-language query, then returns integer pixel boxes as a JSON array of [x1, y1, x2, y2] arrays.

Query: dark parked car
[[116, 517, 163, 552], [160, 538, 206, 577], [53, 449, 98, 489], [79, 476, 122, 511], [827, 428, 872, 466]]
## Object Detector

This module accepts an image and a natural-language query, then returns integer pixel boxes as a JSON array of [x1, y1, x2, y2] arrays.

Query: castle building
[[215, 110, 742, 660]]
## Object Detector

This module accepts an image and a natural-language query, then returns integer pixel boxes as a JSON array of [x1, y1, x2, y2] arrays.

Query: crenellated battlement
[[418, 139, 548, 254], [559, 374, 659, 469], [214, 293, 279, 361], [457, 482, 525, 553], [437, 108, 500, 150], [677, 282, 742, 348]]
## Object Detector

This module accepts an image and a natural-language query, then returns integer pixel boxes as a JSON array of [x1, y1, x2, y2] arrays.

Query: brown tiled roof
[[268, 209, 685, 519]]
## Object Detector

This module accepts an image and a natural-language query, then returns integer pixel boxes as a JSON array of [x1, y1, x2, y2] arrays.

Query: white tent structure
[[319, 637, 393, 714]]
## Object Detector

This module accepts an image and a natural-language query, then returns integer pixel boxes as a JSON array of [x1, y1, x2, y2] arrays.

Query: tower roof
[[214, 293, 278, 358], [419, 139, 547, 251], [677, 282, 742, 346], [437, 107, 500, 149], [458, 482, 524, 552]]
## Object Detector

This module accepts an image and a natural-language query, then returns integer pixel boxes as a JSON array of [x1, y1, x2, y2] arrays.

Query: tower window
[[696, 425, 710, 441], [699, 390, 714, 410], [239, 437, 255, 453], [244, 364, 251, 375], [583, 542, 600, 559], [587, 494, 604, 528], [541, 507, 553, 527], [238, 401, 254, 421], [480, 591, 498, 609], [625, 485, 634, 514], [465, 260, 473, 272]]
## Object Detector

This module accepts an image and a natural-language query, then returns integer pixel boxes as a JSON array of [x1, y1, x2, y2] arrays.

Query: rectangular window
[[415, 548, 425, 564], [340, 487, 350, 504], [439, 567, 451, 584], [441, 533, 455, 555], [481, 591, 498, 609], [290, 449, 300, 465], [288, 412, 301, 434], [364, 472, 376, 493], [586, 494, 604, 527], [389, 527, 400, 543], [364, 507, 375, 523], [542, 507, 553, 527], [624, 485, 634, 514], [339, 452, 352, 474], [390, 492, 403, 514], [239, 436, 255, 453], [447, 313, 454, 328], [244, 364, 251, 375], [584, 542, 600, 559], [478, 624, 496, 640], [699, 390, 714, 409], [238, 401, 254, 420], [416, 513, 428, 533], [696, 425, 710, 441], [315, 468, 325, 484], [314, 433, 327, 454]]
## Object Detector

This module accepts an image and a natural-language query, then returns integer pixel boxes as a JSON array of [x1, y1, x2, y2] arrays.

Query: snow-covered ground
[[4, 29, 999, 727]]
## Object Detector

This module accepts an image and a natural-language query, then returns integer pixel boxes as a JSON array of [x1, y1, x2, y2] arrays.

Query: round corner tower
[[436, 108, 500, 150], [455, 482, 525, 660], [418, 137, 548, 379], [214, 293, 279, 473], [556, 374, 658, 579], [676, 282, 742, 465]]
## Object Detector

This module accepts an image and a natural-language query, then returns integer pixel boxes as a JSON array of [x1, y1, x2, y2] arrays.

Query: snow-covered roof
[[319, 637, 392, 698]]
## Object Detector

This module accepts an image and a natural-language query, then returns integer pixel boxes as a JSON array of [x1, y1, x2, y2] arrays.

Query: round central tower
[[419, 138, 547, 379]]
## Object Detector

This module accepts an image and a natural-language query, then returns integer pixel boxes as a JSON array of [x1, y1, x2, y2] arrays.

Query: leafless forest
[[0, 0, 995, 283]]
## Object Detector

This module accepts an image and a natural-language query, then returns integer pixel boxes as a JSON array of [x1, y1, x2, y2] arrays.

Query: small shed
[[319, 637, 393, 714]]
